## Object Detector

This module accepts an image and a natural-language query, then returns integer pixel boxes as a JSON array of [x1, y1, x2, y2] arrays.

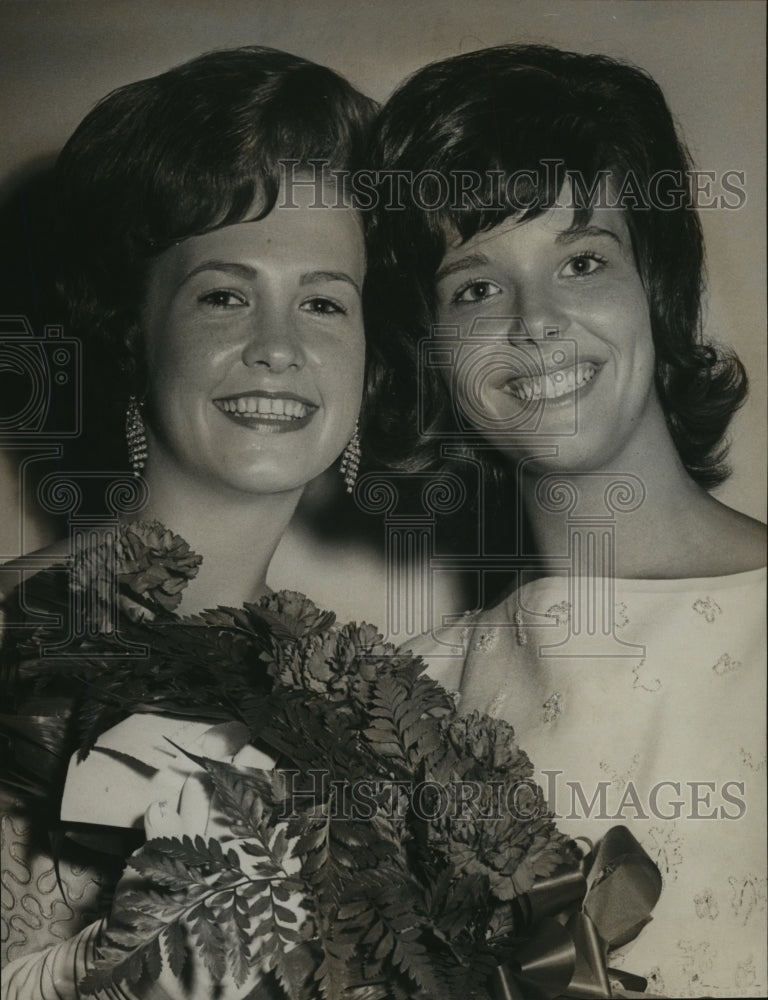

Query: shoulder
[[398, 597, 520, 693], [729, 508, 767, 562], [398, 618, 474, 694], [703, 501, 766, 574], [653, 492, 766, 578]]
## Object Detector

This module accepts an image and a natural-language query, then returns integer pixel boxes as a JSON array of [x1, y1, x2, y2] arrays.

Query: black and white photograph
[[1, 3, 765, 998]]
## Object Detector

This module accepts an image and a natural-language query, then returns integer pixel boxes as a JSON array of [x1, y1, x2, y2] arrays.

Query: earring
[[126, 396, 147, 476], [339, 421, 361, 493]]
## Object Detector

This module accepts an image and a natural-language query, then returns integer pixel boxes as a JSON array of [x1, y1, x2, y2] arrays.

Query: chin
[[505, 438, 619, 478], [222, 470, 311, 496]]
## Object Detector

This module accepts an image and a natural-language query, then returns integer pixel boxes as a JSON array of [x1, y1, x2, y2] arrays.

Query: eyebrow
[[177, 260, 257, 290], [177, 262, 361, 296], [435, 253, 490, 284], [555, 225, 622, 247], [299, 270, 361, 296]]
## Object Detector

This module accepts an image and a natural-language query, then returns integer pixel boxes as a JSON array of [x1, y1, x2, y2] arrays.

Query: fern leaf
[[188, 902, 228, 981], [162, 920, 188, 980]]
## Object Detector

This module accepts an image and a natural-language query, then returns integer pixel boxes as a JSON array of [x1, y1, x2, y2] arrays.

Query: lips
[[503, 362, 599, 402], [213, 391, 318, 431]]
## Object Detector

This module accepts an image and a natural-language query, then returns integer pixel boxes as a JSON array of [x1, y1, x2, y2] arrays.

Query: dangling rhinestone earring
[[339, 421, 361, 493], [125, 395, 147, 476]]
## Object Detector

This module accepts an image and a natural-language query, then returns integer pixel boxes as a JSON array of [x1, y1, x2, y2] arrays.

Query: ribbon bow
[[490, 825, 662, 1000]]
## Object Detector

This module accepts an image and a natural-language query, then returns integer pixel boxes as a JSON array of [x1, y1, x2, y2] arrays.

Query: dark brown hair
[[56, 45, 376, 470], [365, 44, 747, 489]]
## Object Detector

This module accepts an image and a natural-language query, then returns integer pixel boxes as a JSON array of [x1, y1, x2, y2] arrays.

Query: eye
[[560, 252, 607, 278], [300, 297, 347, 316], [198, 289, 249, 308], [452, 279, 503, 305]]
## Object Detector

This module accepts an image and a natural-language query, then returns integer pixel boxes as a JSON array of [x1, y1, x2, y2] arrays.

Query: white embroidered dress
[[407, 567, 767, 999]]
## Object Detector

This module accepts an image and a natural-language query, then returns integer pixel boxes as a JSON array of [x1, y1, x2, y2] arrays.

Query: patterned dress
[[406, 567, 767, 998], [0, 796, 120, 967], [0, 578, 132, 995]]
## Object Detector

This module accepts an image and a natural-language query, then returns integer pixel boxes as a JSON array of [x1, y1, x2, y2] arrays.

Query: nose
[[508, 279, 570, 342], [241, 300, 304, 373]]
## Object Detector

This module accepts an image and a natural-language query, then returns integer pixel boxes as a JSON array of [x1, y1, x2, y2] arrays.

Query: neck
[[131, 465, 302, 614], [519, 426, 718, 579]]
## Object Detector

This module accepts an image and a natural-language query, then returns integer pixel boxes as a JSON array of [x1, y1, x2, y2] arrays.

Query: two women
[[2, 38, 764, 1000]]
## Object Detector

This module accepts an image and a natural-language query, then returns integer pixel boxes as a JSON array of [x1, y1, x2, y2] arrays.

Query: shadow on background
[[0, 161, 66, 555]]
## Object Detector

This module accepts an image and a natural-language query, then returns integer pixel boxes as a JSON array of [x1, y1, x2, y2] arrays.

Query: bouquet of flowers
[[4, 523, 657, 1000]]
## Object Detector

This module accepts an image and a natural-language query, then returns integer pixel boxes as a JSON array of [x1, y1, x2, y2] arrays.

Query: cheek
[[147, 328, 227, 398], [142, 311, 182, 384], [450, 347, 501, 413], [329, 335, 366, 405], [595, 283, 654, 356], [350, 345, 367, 392], [629, 299, 656, 368], [450, 364, 470, 412]]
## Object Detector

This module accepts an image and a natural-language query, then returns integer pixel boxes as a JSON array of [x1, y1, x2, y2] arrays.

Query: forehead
[[441, 173, 634, 255], [152, 195, 365, 281], [441, 199, 632, 261]]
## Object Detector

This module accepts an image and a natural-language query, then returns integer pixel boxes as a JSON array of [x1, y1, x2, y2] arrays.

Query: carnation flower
[[422, 712, 580, 901], [444, 711, 535, 782], [70, 521, 202, 625], [254, 590, 335, 640], [260, 605, 402, 715], [116, 521, 202, 615], [265, 623, 393, 711]]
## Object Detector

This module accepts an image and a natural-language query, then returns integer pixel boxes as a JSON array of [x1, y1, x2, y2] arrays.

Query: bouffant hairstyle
[[56, 46, 375, 470], [365, 44, 746, 489]]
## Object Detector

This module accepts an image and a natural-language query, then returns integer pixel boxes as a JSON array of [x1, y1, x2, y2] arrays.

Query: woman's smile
[[501, 359, 601, 403], [213, 390, 318, 432]]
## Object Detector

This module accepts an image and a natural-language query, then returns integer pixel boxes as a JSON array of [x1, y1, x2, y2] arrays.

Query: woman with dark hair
[[1, 45, 375, 998], [368, 45, 766, 997]]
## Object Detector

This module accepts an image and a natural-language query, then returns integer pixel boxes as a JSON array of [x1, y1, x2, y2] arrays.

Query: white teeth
[[218, 396, 310, 419], [506, 362, 597, 401]]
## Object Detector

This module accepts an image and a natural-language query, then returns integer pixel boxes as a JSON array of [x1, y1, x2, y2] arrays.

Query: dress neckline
[[515, 564, 766, 597]]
